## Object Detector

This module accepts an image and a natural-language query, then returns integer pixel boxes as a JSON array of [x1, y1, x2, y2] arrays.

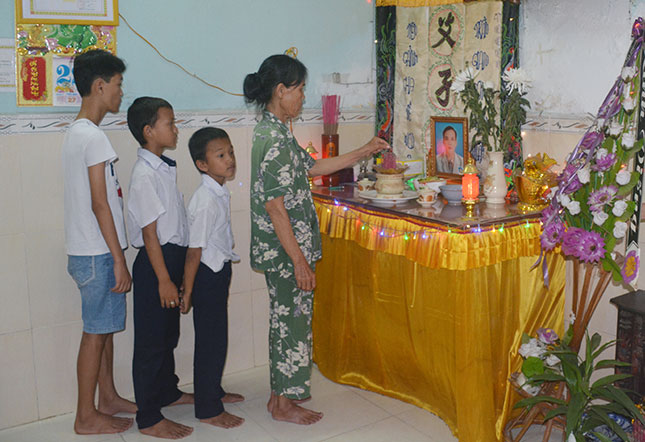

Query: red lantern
[[461, 158, 479, 217]]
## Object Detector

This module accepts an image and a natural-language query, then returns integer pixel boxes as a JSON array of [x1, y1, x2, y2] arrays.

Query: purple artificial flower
[[622, 250, 640, 285], [541, 219, 566, 251], [579, 130, 605, 153], [537, 328, 559, 345], [561, 227, 586, 259], [579, 230, 606, 263], [558, 163, 584, 195], [587, 185, 618, 212], [591, 150, 617, 172]]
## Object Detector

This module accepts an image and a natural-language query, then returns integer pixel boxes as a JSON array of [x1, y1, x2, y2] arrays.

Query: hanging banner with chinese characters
[[17, 53, 52, 106], [15, 23, 116, 107], [392, 1, 503, 166]]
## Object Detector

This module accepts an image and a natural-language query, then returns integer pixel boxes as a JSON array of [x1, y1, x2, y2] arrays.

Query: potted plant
[[513, 326, 644, 442]]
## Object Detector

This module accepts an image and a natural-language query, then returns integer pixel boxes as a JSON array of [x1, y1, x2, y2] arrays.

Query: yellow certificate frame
[[15, 0, 119, 26]]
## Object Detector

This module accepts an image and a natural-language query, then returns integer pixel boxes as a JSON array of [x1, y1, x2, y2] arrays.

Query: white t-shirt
[[62, 119, 127, 256], [127, 148, 188, 248], [187, 174, 240, 273]]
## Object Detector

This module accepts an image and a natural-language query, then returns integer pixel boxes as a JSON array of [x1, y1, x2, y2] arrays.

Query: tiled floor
[[0, 365, 561, 442]]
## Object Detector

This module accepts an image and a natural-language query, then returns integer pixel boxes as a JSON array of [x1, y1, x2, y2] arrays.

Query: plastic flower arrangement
[[539, 21, 644, 284], [515, 326, 644, 441], [450, 66, 531, 154]]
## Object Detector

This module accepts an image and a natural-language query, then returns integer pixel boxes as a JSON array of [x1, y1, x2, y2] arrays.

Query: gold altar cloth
[[312, 196, 565, 442]]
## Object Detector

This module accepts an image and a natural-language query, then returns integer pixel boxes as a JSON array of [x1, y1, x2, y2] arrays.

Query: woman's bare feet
[[221, 392, 245, 403], [169, 392, 195, 406], [200, 411, 245, 429], [266, 391, 311, 412], [98, 394, 137, 415], [140, 418, 193, 439], [74, 410, 133, 434], [269, 393, 323, 425]]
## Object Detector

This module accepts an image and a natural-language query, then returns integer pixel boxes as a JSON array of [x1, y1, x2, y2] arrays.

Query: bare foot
[[267, 391, 310, 412], [221, 392, 245, 403], [271, 395, 323, 425], [98, 395, 137, 415], [74, 410, 133, 434], [140, 418, 193, 439], [294, 396, 311, 404], [169, 392, 194, 406], [200, 411, 245, 429]]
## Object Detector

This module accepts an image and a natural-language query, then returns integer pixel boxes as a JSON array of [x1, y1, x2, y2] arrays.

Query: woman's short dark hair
[[243, 54, 307, 109], [188, 127, 230, 173], [73, 49, 125, 97], [127, 97, 173, 146]]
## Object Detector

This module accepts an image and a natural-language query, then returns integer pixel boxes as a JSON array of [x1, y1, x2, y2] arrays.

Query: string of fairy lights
[[316, 198, 539, 242]]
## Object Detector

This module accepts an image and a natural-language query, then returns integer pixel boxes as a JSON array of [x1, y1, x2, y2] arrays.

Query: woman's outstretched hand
[[360, 137, 390, 158]]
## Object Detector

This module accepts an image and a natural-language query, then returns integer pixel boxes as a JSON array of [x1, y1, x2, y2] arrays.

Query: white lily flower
[[616, 169, 631, 185], [558, 193, 571, 207], [576, 168, 590, 184], [614, 221, 628, 238], [613, 200, 628, 217], [623, 130, 636, 148], [567, 201, 581, 215], [593, 211, 609, 226], [608, 120, 623, 136]]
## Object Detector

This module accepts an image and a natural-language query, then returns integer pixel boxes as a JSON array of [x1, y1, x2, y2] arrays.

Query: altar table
[[311, 187, 565, 442]]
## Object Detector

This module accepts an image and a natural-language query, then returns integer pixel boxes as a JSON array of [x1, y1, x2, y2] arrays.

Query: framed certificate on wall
[[15, 0, 119, 25]]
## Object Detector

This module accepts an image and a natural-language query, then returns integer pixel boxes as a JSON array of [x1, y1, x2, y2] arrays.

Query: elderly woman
[[243, 54, 387, 425]]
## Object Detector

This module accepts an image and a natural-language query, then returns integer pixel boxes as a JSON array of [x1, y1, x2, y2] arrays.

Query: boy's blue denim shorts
[[67, 253, 126, 334]]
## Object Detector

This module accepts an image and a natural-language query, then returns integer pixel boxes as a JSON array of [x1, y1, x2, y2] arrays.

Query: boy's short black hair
[[127, 97, 173, 146], [73, 49, 125, 97], [188, 127, 230, 173]]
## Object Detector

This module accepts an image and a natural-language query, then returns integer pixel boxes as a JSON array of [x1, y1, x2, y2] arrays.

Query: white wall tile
[[0, 140, 24, 236], [224, 291, 254, 375], [32, 322, 82, 419], [19, 133, 66, 234], [252, 289, 270, 367], [25, 229, 80, 328], [0, 234, 31, 334], [0, 331, 38, 429]]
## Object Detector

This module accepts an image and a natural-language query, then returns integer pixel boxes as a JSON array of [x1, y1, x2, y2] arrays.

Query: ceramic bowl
[[414, 177, 447, 192], [440, 184, 463, 205]]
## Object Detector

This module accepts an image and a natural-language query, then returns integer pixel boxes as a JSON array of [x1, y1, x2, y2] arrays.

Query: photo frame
[[427, 116, 470, 178], [16, 0, 119, 25]]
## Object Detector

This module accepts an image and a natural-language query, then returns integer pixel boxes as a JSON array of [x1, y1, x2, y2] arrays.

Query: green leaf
[[596, 359, 632, 370], [589, 432, 616, 442], [522, 356, 545, 378], [588, 407, 630, 441], [565, 392, 587, 436], [592, 373, 633, 389], [514, 395, 567, 409], [521, 333, 531, 345], [543, 405, 567, 421]]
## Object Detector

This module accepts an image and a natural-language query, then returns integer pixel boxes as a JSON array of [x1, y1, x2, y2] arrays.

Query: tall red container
[[321, 134, 340, 186]]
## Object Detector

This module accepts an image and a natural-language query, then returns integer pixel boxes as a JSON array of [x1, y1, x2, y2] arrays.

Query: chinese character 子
[[403, 76, 415, 95], [406, 102, 413, 121], [404, 132, 415, 150], [403, 45, 418, 67], [407, 21, 418, 40], [474, 17, 489, 40], [471, 50, 489, 71], [435, 68, 452, 108], [432, 11, 456, 49]]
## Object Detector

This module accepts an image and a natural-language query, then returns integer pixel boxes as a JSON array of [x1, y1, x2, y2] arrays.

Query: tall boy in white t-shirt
[[62, 49, 136, 435], [182, 127, 244, 429]]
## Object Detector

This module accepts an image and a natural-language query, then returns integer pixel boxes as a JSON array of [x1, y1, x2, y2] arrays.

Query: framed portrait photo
[[427, 116, 469, 178]]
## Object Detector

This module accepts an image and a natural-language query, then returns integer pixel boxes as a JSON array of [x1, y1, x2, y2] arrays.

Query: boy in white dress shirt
[[126, 97, 193, 439], [182, 127, 245, 429], [62, 49, 136, 436]]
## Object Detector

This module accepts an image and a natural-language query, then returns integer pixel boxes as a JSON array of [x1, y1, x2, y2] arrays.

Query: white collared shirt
[[187, 174, 240, 273], [63, 119, 128, 255], [127, 148, 188, 248]]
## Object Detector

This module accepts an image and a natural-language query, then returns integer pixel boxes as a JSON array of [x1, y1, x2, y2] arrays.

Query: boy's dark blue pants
[[193, 260, 231, 419], [132, 243, 187, 429]]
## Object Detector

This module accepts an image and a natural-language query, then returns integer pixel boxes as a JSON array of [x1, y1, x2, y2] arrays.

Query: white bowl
[[440, 184, 463, 205]]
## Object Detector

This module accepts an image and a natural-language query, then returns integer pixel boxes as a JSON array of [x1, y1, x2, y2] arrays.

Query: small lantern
[[305, 142, 317, 188], [461, 158, 479, 217]]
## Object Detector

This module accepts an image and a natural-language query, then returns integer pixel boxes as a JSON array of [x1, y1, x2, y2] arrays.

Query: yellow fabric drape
[[312, 200, 565, 442]]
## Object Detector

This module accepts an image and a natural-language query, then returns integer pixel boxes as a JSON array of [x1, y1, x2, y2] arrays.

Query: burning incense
[[322, 94, 340, 135]]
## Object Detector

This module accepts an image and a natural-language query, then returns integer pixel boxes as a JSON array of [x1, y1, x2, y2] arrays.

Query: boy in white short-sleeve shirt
[[62, 49, 135, 436], [126, 96, 193, 439], [181, 127, 244, 429]]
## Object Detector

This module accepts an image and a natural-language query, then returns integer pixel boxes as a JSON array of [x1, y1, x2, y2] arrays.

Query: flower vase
[[483, 151, 507, 204]]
